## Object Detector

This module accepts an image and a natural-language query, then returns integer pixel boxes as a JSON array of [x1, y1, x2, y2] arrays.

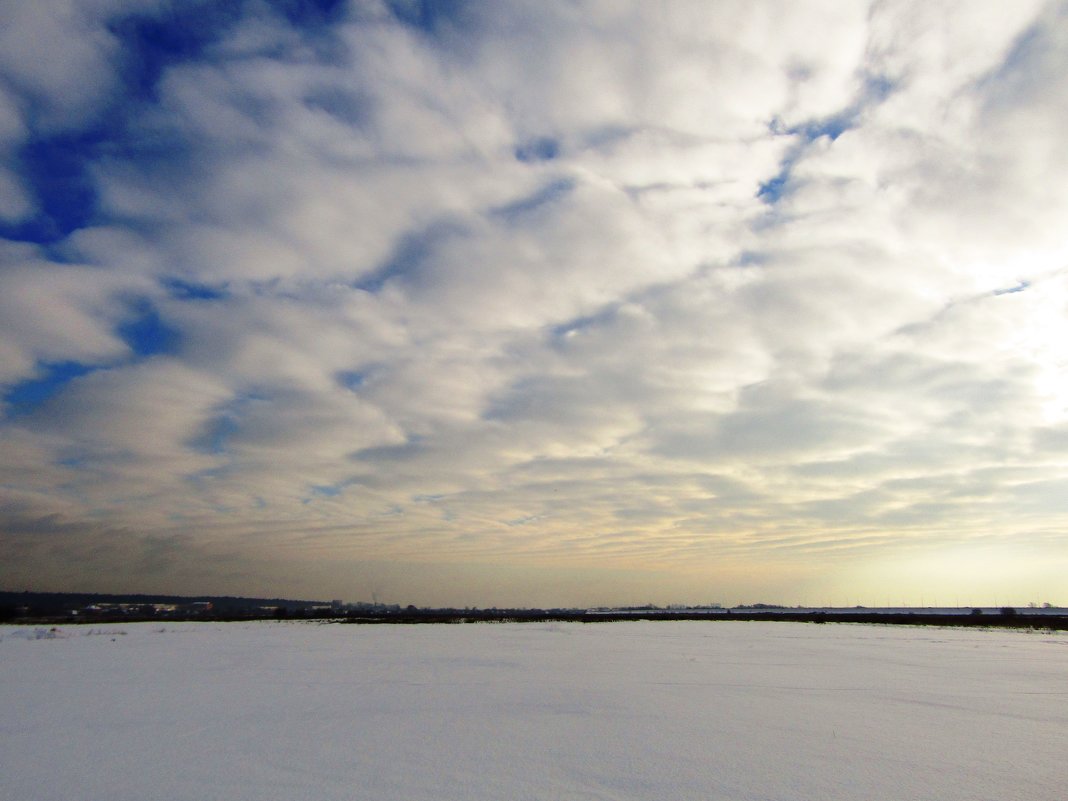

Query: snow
[[2, 621, 1065, 800]]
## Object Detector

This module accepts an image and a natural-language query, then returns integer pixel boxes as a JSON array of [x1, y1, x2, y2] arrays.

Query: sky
[[1, 0, 1066, 608]]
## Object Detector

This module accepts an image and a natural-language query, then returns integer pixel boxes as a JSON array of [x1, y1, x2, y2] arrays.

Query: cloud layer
[[2, 0, 1066, 606]]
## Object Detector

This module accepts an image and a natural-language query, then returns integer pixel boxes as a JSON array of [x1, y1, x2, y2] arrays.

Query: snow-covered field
[[2, 621, 1065, 801]]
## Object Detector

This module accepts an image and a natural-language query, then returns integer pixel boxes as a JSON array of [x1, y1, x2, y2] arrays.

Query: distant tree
[[970, 608, 983, 616], [1000, 606, 1018, 617]]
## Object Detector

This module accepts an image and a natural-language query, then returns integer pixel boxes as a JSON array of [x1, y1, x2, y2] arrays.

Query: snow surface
[[2, 621, 1066, 801]]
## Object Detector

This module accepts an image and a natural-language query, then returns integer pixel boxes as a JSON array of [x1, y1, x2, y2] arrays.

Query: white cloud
[[0, 0, 131, 133], [0, 164, 32, 222], [0, 84, 25, 145], [0, 248, 144, 382]]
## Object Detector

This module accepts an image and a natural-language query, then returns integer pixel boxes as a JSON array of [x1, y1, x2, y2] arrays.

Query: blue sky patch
[[757, 76, 897, 207], [107, 2, 246, 102], [515, 137, 560, 163], [792, 113, 853, 143], [188, 392, 270, 455], [757, 171, 790, 204], [1, 133, 102, 244], [492, 178, 575, 221], [337, 370, 369, 391], [994, 281, 1031, 296], [4, 2, 259, 247], [351, 437, 424, 463], [118, 300, 182, 357], [3, 361, 98, 417], [189, 393, 258, 455], [276, 0, 349, 28], [192, 414, 240, 455], [163, 278, 229, 301], [735, 251, 767, 267], [303, 86, 372, 128], [355, 220, 465, 293], [863, 74, 896, 104], [386, 0, 468, 35], [549, 304, 618, 345]]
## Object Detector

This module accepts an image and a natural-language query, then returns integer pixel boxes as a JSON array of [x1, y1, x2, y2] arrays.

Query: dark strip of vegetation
[[3, 591, 1065, 630], [336, 609, 1068, 630]]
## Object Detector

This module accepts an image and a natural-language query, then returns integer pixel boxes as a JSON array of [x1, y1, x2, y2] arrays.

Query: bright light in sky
[[1, 0, 1066, 607]]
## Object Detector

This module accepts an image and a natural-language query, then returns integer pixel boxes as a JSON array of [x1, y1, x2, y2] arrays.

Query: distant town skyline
[[1, 1, 1066, 608]]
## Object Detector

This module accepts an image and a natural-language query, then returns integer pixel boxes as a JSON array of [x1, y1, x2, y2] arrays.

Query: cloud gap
[[491, 177, 575, 221], [514, 136, 560, 163], [106, 3, 247, 103], [302, 86, 372, 128], [2, 361, 97, 417], [2, 133, 102, 243], [162, 277, 230, 301], [337, 369, 370, 391], [354, 219, 468, 292], [187, 392, 269, 456], [549, 304, 622, 346], [758, 74, 897, 206], [118, 299, 182, 358], [993, 281, 1030, 296], [385, 0, 469, 37]]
